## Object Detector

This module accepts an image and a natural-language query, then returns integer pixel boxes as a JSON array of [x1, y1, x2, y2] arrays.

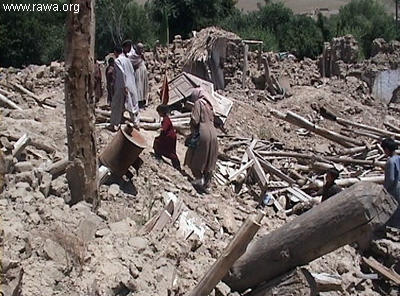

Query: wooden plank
[[227, 160, 254, 183], [12, 134, 31, 158], [311, 273, 342, 292], [188, 212, 264, 296], [362, 257, 400, 285], [0, 93, 23, 110], [254, 151, 296, 185], [287, 187, 308, 202], [246, 146, 267, 189]]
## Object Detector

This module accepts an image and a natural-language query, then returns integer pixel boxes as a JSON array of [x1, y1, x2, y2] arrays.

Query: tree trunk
[[65, 0, 98, 209], [223, 182, 398, 292]]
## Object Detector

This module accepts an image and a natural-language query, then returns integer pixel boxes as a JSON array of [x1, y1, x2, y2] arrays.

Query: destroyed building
[[0, 26, 400, 296]]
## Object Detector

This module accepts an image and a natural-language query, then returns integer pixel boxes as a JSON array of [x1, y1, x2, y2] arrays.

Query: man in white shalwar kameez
[[122, 40, 149, 107], [108, 46, 140, 131]]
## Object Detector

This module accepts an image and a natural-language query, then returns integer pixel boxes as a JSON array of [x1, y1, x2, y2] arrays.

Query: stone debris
[[0, 28, 399, 296]]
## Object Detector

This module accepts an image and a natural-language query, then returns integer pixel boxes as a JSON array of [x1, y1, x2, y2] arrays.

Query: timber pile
[[216, 107, 400, 214]]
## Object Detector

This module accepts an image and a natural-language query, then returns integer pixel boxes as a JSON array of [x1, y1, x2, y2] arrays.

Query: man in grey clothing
[[381, 138, 400, 227]]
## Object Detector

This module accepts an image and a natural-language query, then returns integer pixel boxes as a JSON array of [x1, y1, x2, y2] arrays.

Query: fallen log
[[188, 211, 264, 296], [0, 93, 23, 111], [223, 182, 398, 292], [384, 121, 400, 134], [341, 128, 400, 145], [271, 109, 362, 147], [10, 82, 56, 108], [321, 107, 400, 141], [45, 158, 69, 179], [248, 268, 317, 296]]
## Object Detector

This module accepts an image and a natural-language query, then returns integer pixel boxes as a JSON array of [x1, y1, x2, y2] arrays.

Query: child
[[153, 105, 181, 170]]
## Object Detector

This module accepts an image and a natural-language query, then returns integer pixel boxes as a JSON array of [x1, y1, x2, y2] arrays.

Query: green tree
[[95, 0, 156, 59], [147, 0, 237, 41], [278, 15, 324, 59], [0, 0, 66, 67], [335, 0, 397, 57]]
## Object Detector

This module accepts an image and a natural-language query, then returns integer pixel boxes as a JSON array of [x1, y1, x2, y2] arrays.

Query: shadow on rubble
[[102, 172, 138, 196]]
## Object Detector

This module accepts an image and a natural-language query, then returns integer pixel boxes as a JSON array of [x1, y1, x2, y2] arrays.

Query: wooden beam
[[254, 151, 296, 184], [257, 151, 385, 168], [0, 93, 23, 111], [12, 134, 31, 158], [10, 82, 56, 108], [362, 257, 400, 285], [321, 107, 400, 140], [188, 211, 264, 296], [271, 109, 362, 148]]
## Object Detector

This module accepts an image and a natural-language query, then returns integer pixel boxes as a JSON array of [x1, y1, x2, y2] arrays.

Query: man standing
[[122, 40, 149, 107], [94, 60, 103, 103], [105, 57, 115, 106], [107, 46, 140, 132], [381, 138, 400, 226]]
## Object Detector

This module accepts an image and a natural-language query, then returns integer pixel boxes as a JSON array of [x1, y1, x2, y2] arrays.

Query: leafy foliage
[[0, 0, 398, 67]]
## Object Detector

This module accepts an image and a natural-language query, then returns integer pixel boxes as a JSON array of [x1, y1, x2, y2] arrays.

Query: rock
[[43, 239, 68, 266], [15, 172, 34, 186], [108, 184, 120, 198], [50, 177, 68, 196], [109, 219, 133, 234], [129, 263, 140, 279], [95, 228, 111, 238], [29, 212, 41, 225], [215, 282, 231, 296], [128, 237, 148, 252], [77, 214, 102, 242], [50, 61, 62, 74], [97, 207, 109, 220], [39, 171, 52, 197], [13, 161, 33, 173], [218, 207, 238, 234]]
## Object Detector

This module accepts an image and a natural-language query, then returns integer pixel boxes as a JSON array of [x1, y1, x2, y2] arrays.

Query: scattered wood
[[271, 109, 362, 147], [1, 133, 57, 155], [0, 93, 23, 111], [257, 151, 385, 168], [321, 107, 400, 140], [12, 134, 31, 158], [226, 159, 254, 184], [223, 182, 398, 292], [311, 273, 342, 292], [362, 257, 400, 285], [254, 151, 296, 185], [248, 268, 317, 296], [10, 82, 56, 108], [188, 211, 264, 296]]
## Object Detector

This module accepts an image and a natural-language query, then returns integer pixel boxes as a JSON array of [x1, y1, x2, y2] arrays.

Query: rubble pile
[[1, 27, 400, 296]]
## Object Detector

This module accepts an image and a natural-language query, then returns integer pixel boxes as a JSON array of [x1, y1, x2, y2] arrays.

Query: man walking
[[107, 46, 140, 132]]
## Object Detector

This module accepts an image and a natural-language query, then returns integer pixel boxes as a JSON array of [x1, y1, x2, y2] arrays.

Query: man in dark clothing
[[321, 168, 343, 202], [106, 57, 115, 106]]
